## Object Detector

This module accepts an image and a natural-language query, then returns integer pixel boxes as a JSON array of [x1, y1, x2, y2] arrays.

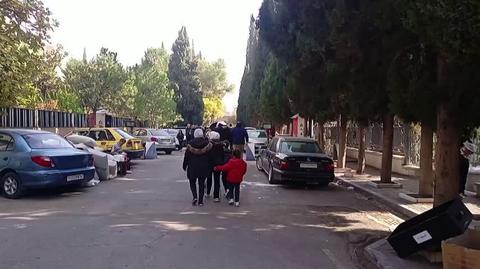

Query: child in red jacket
[[214, 149, 247, 207]]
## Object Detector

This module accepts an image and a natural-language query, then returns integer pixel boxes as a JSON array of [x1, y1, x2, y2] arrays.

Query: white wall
[[346, 147, 418, 177]]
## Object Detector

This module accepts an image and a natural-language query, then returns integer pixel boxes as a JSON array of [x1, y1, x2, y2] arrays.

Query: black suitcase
[[387, 198, 472, 258]]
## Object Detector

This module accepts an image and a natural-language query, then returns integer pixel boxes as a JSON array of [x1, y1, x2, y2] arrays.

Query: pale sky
[[43, 0, 263, 114]]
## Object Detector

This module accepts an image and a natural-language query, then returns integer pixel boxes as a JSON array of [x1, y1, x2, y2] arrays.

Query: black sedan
[[256, 136, 335, 186]]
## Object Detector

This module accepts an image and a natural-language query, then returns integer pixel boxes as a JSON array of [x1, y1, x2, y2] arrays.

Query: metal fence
[[0, 107, 128, 129]]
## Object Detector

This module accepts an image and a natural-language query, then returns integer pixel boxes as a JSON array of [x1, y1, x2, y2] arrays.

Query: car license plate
[[300, 163, 317, 169], [67, 174, 84, 182]]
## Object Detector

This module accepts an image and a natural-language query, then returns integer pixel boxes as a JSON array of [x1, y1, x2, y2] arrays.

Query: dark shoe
[[192, 199, 198, 206]]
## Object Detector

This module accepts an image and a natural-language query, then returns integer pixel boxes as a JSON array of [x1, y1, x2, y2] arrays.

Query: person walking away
[[176, 130, 185, 150], [214, 149, 247, 207], [231, 122, 249, 158], [459, 141, 477, 197], [208, 131, 227, 202], [183, 129, 213, 206], [185, 124, 193, 144]]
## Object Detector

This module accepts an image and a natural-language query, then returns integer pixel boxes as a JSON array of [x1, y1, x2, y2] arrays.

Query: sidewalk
[[334, 160, 480, 269], [335, 161, 480, 219]]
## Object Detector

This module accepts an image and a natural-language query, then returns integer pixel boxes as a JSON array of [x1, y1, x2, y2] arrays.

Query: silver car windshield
[[151, 130, 170, 136], [247, 130, 267, 138]]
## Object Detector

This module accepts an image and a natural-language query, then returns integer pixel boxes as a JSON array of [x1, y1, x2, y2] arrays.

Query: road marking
[[322, 249, 347, 269]]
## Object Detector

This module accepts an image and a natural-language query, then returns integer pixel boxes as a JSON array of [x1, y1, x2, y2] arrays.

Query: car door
[[0, 133, 14, 171], [265, 138, 278, 171]]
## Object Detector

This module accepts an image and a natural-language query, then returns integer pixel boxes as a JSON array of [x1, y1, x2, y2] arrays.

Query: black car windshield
[[279, 141, 322, 154], [23, 133, 73, 149], [247, 130, 267, 138], [152, 130, 171, 136], [115, 129, 134, 139]]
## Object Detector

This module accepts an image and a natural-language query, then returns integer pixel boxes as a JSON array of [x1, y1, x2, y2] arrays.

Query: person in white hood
[[459, 141, 477, 196]]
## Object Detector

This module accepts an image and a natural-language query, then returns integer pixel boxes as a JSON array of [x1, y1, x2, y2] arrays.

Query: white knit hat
[[463, 141, 477, 153], [194, 129, 204, 138], [208, 131, 220, 140]]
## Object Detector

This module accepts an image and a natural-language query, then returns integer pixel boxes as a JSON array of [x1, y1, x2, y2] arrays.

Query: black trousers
[[222, 172, 229, 193], [459, 157, 470, 194], [189, 177, 206, 203], [227, 183, 240, 202], [206, 173, 213, 195], [212, 171, 227, 199]]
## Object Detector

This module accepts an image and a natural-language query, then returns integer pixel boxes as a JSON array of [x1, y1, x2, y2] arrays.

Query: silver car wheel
[[4, 176, 18, 195]]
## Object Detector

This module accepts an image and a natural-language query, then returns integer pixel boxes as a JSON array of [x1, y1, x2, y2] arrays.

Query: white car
[[133, 128, 176, 155], [247, 129, 269, 156]]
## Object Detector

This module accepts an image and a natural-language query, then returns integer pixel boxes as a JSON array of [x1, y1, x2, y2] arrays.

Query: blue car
[[0, 129, 95, 199]]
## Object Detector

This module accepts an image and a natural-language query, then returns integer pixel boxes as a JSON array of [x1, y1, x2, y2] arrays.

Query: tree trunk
[[317, 121, 325, 149], [381, 114, 394, 183], [434, 103, 460, 206], [419, 122, 434, 197], [338, 115, 348, 169], [357, 124, 366, 174]]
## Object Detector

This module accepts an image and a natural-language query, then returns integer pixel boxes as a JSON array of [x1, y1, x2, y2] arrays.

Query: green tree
[[63, 48, 126, 113], [203, 97, 224, 125], [134, 48, 177, 126], [168, 27, 203, 125], [259, 55, 291, 127], [237, 16, 270, 127], [198, 58, 234, 123], [389, 0, 480, 205], [0, 0, 58, 107]]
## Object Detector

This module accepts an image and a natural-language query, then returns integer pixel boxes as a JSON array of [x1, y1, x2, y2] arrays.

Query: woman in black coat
[[208, 131, 228, 202], [182, 129, 213, 206]]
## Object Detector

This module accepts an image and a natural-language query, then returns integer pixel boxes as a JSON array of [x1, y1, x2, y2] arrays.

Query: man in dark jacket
[[231, 121, 249, 157], [183, 129, 213, 206]]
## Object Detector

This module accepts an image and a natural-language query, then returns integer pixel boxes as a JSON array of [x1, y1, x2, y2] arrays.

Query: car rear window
[[152, 130, 171, 136], [23, 133, 73, 149], [279, 141, 322, 154], [115, 129, 134, 139], [248, 130, 267, 138]]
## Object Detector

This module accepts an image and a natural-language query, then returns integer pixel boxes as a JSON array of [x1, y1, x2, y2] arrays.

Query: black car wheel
[[165, 150, 173, 155], [256, 157, 263, 171], [2, 172, 24, 199], [268, 165, 279, 184]]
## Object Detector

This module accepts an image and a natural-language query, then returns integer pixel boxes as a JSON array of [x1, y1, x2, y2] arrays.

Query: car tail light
[[325, 163, 334, 173], [32, 156, 55, 168], [280, 160, 289, 170], [126, 140, 133, 147], [151, 137, 158, 142]]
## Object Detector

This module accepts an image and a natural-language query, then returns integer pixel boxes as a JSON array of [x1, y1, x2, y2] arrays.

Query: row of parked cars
[[0, 127, 185, 199]]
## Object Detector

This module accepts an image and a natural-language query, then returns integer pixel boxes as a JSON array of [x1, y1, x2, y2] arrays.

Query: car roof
[[0, 128, 51, 135], [277, 136, 317, 142], [75, 128, 118, 131]]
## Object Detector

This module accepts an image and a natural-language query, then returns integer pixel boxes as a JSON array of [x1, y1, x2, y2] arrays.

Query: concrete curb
[[335, 176, 419, 219]]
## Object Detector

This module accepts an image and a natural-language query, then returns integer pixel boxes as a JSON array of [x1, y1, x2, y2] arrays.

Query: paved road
[[0, 152, 398, 269]]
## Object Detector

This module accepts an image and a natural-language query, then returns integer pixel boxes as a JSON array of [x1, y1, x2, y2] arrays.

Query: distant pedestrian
[[208, 131, 227, 202], [176, 130, 185, 149], [459, 141, 477, 197], [183, 129, 213, 206], [186, 124, 193, 143], [231, 121, 249, 157], [215, 149, 247, 207]]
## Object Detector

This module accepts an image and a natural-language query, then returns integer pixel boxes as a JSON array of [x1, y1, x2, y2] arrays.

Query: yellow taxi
[[72, 128, 144, 159]]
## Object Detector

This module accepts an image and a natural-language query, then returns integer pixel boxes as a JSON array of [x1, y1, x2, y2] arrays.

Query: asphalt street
[[0, 151, 399, 269]]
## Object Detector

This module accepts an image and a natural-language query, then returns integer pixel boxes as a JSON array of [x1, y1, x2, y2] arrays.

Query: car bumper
[[18, 167, 95, 188], [273, 168, 334, 183], [126, 149, 144, 159], [155, 143, 176, 150]]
